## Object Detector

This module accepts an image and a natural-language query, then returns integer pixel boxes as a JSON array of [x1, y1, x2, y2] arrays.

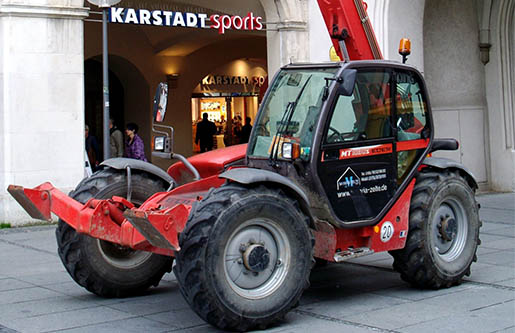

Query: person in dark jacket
[[85, 125, 100, 171], [240, 116, 253, 143], [125, 123, 147, 161], [195, 113, 217, 152]]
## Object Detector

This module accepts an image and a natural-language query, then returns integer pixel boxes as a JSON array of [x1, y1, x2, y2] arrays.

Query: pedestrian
[[232, 116, 242, 145], [216, 115, 226, 134], [195, 113, 217, 152], [240, 116, 253, 143], [125, 122, 147, 161], [109, 118, 124, 158], [85, 124, 100, 171]]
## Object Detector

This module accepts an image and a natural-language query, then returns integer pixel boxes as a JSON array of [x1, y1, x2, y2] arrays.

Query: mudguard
[[100, 158, 176, 187], [219, 168, 314, 225], [422, 157, 478, 189], [168, 144, 247, 183]]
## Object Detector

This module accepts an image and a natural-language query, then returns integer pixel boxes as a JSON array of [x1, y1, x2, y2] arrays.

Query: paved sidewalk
[[0, 192, 513, 332]]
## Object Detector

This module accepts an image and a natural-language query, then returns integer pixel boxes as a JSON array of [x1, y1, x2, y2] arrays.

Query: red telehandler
[[8, 0, 480, 331]]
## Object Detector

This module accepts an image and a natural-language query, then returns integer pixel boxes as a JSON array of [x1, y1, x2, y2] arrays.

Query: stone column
[[0, 1, 88, 225], [261, 0, 309, 77], [484, 0, 515, 191]]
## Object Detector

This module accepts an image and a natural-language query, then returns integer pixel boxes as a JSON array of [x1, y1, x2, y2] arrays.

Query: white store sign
[[109, 8, 263, 34]]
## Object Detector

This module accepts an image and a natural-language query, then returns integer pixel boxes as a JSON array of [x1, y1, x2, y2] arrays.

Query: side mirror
[[153, 82, 168, 123], [338, 69, 357, 96], [152, 82, 174, 158]]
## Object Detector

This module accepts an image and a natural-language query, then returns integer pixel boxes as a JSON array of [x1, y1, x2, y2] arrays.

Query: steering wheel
[[328, 127, 363, 142], [327, 126, 342, 142]]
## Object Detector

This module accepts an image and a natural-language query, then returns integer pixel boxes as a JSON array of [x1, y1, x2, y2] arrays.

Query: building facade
[[1, 0, 513, 224]]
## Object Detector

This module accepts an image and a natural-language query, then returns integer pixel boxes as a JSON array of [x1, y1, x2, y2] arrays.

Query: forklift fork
[[7, 183, 188, 256]]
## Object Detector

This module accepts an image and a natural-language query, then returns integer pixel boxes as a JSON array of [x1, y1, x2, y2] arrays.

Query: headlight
[[281, 142, 300, 160], [282, 142, 293, 159], [154, 136, 165, 151]]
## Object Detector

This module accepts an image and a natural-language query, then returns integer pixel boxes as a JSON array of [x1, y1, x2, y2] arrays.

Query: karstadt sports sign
[[108, 7, 264, 34]]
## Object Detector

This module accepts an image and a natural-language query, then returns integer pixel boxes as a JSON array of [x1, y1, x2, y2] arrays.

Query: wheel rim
[[95, 195, 152, 269], [98, 240, 153, 269], [223, 218, 290, 300], [431, 196, 468, 262]]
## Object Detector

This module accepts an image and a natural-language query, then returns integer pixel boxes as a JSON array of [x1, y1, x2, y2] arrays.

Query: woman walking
[[125, 123, 147, 161]]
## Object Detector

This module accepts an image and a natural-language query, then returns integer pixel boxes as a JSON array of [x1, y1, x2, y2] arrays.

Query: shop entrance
[[84, 59, 125, 165], [190, 58, 267, 153], [191, 94, 259, 152]]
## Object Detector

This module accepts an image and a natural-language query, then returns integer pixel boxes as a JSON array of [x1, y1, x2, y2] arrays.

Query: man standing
[[109, 118, 124, 158], [195, 113, 217, 152], [85, 125, 100, 171], [240, 116, 253, 143]]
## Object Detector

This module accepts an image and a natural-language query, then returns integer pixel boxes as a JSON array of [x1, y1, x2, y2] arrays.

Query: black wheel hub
[[439, 215, 457, 242], [243, 244, 270, 272]]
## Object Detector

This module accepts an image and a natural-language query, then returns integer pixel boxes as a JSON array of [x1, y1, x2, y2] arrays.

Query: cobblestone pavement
[[0, 192, 513, 332]]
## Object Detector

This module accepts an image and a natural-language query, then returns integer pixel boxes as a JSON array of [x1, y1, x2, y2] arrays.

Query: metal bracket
[[126, 166, 132, 202], [333, 247, 374, 262]]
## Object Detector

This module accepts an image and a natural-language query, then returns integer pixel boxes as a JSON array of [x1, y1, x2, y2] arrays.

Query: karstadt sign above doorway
[[108, 7, 264, 34]]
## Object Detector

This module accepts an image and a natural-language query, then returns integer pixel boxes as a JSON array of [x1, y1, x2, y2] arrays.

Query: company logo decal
[[335, 167, 390, 198], [339, 144, 392, 160], [337, 167, 361, 191]]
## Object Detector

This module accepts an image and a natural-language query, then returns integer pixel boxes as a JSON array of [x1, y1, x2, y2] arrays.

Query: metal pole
[[225, 97, 233, 145], [102, 8, 110, 161]]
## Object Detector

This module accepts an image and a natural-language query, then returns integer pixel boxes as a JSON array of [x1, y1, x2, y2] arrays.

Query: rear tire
[[56, 168, 174, 298], [174, 184, 314, 331], [390, 169, 480, 288]]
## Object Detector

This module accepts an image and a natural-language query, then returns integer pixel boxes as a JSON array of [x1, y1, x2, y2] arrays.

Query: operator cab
[[247, 61, 433, 227]]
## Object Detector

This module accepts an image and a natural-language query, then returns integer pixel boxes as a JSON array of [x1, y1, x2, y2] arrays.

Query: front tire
[[390, 169, 481, 288], [174, 184, 314, 331], [56, 168, 174, 298]]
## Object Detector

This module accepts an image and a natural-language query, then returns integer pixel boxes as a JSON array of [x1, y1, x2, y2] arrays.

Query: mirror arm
[[171, 153, 200, 181], [152, 128, 168, 136], [150, 152, 201, 181]]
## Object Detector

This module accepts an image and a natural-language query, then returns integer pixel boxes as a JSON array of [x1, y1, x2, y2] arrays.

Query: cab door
[[317, 69, 397, 223], [394, 69, 431, 185]]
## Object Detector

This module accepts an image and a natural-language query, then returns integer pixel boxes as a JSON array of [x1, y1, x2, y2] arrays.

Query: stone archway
[[84, 58, 125, 161], [84, 55, 151, 161], [151, 37, 267, 168]]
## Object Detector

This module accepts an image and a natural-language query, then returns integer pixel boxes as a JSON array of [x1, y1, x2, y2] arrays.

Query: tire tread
[[174, 184, 314, 331], [55, 168, 173, 298], [390, 169, 480, 289]]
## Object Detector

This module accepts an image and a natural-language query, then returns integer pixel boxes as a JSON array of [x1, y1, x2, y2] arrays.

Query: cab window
[[249, 67, 339, 160], [395, 71, 427, 141], [395, 70, 429, 182], [326, 70, 392, 143]]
